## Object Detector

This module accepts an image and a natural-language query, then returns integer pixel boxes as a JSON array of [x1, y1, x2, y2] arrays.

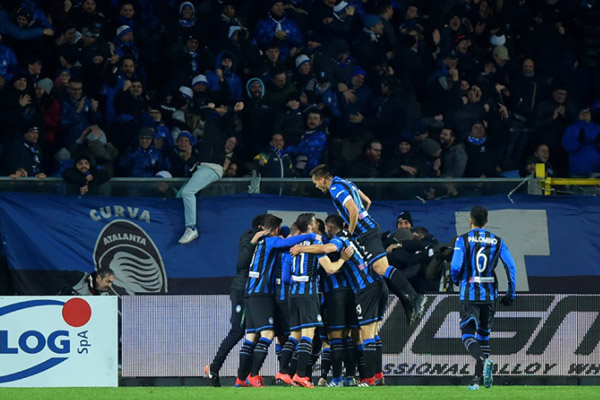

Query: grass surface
[[0, 386, 599, 400]]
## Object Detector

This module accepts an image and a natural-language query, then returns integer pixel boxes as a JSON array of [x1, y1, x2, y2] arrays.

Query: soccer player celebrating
[[450, 206, 517, 390], [277, 213, 350, 388], [310, 164, 426, 325], [236, 214, 318, 387], [291, 214, 389, 387]]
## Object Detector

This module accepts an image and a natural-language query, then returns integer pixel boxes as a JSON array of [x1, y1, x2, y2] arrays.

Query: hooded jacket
[[206, 50, 242, 102]]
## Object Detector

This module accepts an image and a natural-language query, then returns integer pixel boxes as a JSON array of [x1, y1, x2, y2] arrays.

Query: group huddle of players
[[205, 164, 427, 388], [233, 211, 395, 388]]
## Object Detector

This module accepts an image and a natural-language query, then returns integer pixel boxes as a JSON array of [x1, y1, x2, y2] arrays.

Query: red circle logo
[[62, 298, 92, 327]]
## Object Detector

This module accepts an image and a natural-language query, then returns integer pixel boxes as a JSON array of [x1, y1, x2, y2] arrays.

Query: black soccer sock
[[320, 347, 331, 379], [383, 266, 417, 303], [363, 338, 377, 379], [374, 335, 383, 374], [463, 335, 484, 378], [250, 337, 272, 376], [343, 338, 356, 377], [355, 343, 367, 379], [289, 352, 298, 376], [477, 329, 491, 359], [307, 339, 322, 378], [237, 339, 256, 380], [276, 343, 283, 362], [278, 336, 297, 375], [295, 336, 313, 378], [330, 338, 344, 378]]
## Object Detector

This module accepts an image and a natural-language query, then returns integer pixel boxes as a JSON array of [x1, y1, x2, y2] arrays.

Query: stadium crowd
[[1, 0, 600, 191]]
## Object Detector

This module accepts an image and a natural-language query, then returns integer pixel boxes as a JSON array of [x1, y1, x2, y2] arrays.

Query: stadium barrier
[[121, 294, 600, 381]]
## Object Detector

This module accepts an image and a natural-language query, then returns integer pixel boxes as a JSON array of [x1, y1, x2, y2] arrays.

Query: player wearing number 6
[[450, 206, 517, 391]]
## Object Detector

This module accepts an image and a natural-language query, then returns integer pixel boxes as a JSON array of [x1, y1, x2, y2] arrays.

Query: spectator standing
[[58, 78, 102, 148], [255, 2, 303, 61], [530, 80, 576, 176], [253, 133, 293, 178], [348, 139, 383, 177], [168, 130, 200, 177], [285, 109, 327, 176], [562, 108, 600, 177], [118, 127, 166, 177]]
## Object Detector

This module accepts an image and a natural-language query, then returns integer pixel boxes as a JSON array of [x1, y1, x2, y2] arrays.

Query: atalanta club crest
[[93, 220, 168, 295]]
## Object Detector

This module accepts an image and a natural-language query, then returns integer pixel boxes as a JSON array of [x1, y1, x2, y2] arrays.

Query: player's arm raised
[[319, 247, 354, 274]]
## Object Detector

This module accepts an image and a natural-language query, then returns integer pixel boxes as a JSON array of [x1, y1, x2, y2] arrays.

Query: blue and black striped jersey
[[275, 251, 291, 301], [319, 236, 350, 293], [289, 237, 324, 297], [246, 233, 316, 296], [328, 176, 378, 234], [332, 231, 380, 293], [450, 228, 517, 303]]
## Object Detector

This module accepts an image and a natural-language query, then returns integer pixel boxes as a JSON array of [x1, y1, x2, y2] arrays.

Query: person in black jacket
[[61, 153, 110, 195], [204, 214, 269, 387], [168, 130, 200, 177], [4, 126, 46, 179]]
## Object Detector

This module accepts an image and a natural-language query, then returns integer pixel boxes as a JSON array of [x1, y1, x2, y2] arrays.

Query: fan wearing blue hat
[[169, 131, 200, 178], [354, 14, 389, 70]]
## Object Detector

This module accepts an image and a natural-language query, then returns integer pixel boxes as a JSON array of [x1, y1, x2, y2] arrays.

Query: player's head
[[296, 213, 316, 233], [251, 213, 268, 229], [288, 222, 300, 237], [262, 214, 283, 235], [315, 218, 325, 235], [310, 164, 332, 193], [325, 214, 344, 237], [470, 206, 488, 228]]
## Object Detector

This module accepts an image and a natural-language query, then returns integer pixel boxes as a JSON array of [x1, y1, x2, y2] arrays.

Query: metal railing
[[0, 176, 534, 200]]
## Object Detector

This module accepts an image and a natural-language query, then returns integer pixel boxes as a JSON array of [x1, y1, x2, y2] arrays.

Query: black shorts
[[289, 295, 323, 331], [459, 302, 496, 332], [245, 295, 276, 333], [274, 298, 290, 337], [354, 280, 388, 326], [324, 289, 358, 331], [358, 227, 386, 265]]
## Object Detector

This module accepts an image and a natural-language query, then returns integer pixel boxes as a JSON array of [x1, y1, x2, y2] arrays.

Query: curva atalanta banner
[[0, 296, 118, 387], [0, 192, 600, 294]]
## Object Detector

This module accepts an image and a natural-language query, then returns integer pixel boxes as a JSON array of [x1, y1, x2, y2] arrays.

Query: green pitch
[[1, 386, 599, 400]]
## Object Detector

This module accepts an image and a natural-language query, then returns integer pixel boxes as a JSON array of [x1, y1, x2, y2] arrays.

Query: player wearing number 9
[[450, 205, 517, 390]]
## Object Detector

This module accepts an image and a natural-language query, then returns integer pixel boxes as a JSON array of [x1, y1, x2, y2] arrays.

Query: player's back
[[329, 177, 378, 233], [455, 228, 503, 302], [245, 236, 279, 296], [289, 237, 322, 296]]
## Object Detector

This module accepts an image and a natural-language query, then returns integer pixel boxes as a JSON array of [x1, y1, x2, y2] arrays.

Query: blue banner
[[0, 192, 599, 294]]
